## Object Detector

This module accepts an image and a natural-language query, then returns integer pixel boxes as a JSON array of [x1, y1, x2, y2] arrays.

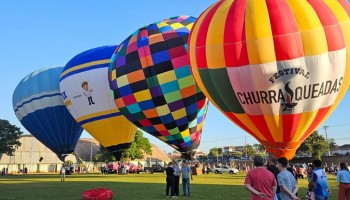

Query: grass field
[[0, 172, 340, 200]]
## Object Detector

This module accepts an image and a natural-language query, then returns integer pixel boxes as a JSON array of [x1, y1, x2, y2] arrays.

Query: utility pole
[[323, 126, 330, 156], [89, 140, 93, 166], [216, 140, 219, 167], [245, 136, 247, 157], [323, 126, 328, 140]]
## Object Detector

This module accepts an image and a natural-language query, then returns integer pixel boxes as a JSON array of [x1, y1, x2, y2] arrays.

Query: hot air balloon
[[13, 67, 83, 161], [109, 16, 208, 159], [60, 46, 138, 160], [189, 0, 350, 159]]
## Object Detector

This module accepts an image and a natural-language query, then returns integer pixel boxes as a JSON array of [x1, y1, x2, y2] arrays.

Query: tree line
[[0, 118, 336, 161]]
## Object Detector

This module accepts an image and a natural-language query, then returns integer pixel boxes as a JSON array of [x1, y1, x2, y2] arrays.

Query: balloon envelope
[[13, 67, 83, 161], [109, 16, 208, 159], [60, 46, 137, 160], [189, 0, 350, 159]]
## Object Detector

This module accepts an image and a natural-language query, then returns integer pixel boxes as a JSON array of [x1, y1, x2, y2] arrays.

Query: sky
[[1, 0, 350, 154]]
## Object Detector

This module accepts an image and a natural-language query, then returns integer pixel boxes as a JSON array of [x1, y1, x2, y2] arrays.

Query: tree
[[232, 152, 242, 158], [64, 160, 73, 166], [328, 138, 338, 150], [123, 130, 152, 160], [0, 119, 23, 156], [296, 130, 329, 160], [95, 130, 152, 161], [208, 147, 223, 157], [253, 143, 266, 153], [242, 144, 256, 157], [95, 145, 116, 162]]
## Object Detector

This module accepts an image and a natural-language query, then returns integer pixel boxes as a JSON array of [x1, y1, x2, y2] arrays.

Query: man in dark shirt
[[165, 162, 176, 198], [266, 155, 281, 200]]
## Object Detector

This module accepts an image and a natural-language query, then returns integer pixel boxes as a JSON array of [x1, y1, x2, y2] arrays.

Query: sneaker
[[171, 196, 178, 198]]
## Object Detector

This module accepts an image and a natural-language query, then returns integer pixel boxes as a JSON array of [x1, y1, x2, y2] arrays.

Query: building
[[143, 144, 172, 166], [330, 144, 350, 155], [74, 138, 100, 163], [0, 135, 99, 173], [0, 135, 171, 173], [222, 146, 244, 154]]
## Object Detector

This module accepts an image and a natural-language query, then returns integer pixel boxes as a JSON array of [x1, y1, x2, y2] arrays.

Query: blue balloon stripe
[[14, 92, 62, 112], [64, 46, 117, 68], [20, 106, 82, 155], [79, 112, 122, 126], [60, 63, 109, 81], [12, 67, 63, 104]]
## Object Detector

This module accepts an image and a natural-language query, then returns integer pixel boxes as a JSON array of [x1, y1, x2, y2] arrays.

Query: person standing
[[277, 157, 299, 200], [287, 163, 298, 197], [244, 155, 277, 200], [165, 162, 176, 198], [307, 164, 315, 200], [181, 160, 193, 197], [70, 164, 74, 174], [266, 155, 281, 200], [60, 164, 66, 182], [309, 159, 330, 200], [173, 161, 180, 197], [337, 163, 350, 200]]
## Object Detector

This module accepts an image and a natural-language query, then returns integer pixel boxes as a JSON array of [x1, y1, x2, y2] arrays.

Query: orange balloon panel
[[189, 0, 350, 159]]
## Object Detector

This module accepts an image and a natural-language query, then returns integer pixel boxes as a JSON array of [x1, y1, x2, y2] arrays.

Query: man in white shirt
[[60, 164, 66, 182]]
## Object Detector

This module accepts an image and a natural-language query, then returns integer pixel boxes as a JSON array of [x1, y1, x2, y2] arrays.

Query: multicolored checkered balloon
[[109, 16, 208, 159]]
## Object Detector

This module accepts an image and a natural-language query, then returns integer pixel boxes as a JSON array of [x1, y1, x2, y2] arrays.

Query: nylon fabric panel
[[266, 0, 304, 61], [14, 92, 63, 120], [282, 113, 301, 143], [286, 0, 328, 56], [300, 106, 331, 141], [198, 68, 244, 113], [319, 0, 350, 128], [232, 113, 267, 141], [195, 1, 224, 69], [205, 0, 231, 69], [292, 109, 320, 142], [13, 68, 62, 103], [82, 118, 137, 147], [60, 60, 110, 80], [337, 0, 350, 16], [308, 0, 345, 52], [76, 109, 120, 123], [263, 114, 284, 143], [188, 3, 222, 112], [247, 114, 274, 142], [223, 0, 249, 68], [245, 0, 276, 64]]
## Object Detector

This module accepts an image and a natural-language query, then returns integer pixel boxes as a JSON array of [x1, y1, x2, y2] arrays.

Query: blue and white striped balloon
[[12, 67, 83, 161]]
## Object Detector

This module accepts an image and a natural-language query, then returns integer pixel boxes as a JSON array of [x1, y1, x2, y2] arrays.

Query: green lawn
[[0, 172, 339, 200]]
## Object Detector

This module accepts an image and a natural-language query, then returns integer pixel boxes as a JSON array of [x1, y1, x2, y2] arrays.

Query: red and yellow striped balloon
[[189, 0, 350, 159]]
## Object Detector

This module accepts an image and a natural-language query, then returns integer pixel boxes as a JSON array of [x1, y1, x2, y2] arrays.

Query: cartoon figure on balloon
[[81, 81, 95, 105]]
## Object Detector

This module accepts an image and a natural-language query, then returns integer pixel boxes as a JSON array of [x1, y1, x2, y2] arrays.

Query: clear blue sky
[[1, 0, 350, 154]]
